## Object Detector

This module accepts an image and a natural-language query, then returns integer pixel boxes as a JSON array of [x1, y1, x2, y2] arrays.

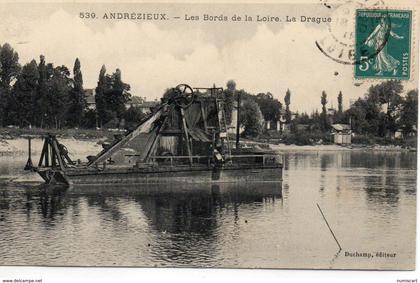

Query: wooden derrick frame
[[38, 135, 74, 170]]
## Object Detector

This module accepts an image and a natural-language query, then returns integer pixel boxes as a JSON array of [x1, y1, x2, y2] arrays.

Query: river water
[[0, 150, 416, 269]]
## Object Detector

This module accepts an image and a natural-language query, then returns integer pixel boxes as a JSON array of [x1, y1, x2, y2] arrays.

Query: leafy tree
[[106, 68, 131, 119], [321, 91, 328, 130], [337, 91, 343, 114], [334, 91, 345, 123], [0, 43, 20, 89], [37, 55, 47, 88], [95, 65, 108, 127], [321, 91, 327, 113], [81, 108, 98, 129], [0, 43, 21, 126], [10, 60, 39, 127], [67, 58, 86, 127], [37, 55, 50, 127], [255, 92, 282, 123], [0, 87, 7, 126], [223, 80, 236, 125], [293, 112, 311, 124], [226, 80, 236, 92], [239, 98, 263, 137], [309, 110, 324, 132], [399, 89, 418, 136], [95, 66, 131, 127], [284, 89, 291, 123], [123, 106, 146, 130], [45, 65, 72, 128], [32, 56, 72, 128], [345, 97, 384, 135], [343, 81, 404, 137], [367, 80, 403, 136]]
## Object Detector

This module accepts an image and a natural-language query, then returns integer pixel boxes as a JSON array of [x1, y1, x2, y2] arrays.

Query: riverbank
[[0, 137, 103, 158], [269, 143, 415, 152], [0, 127, 115, 157], [240, 138, 416, 152], [0, 128, 416, 156], [0, 127, 115, 140]]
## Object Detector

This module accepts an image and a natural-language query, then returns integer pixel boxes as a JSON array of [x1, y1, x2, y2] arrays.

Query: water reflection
[[280, 151, 416, 204], [281, 150, 416, 171], [0, 150, 416, 269], [0, 181, 283, 266], [38, 187, 67, 219], [1, 183, 281, 231]]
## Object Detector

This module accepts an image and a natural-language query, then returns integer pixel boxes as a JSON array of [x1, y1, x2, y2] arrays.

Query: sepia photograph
[[0, 0, 418, 277]]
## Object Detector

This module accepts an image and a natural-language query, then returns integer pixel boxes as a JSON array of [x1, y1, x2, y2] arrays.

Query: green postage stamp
[[355, 9, 412, 80]]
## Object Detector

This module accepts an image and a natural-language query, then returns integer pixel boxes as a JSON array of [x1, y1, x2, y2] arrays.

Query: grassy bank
[[0, 127, 416, 154], [0, 127, 114, 140], [254, 131, 417, 149], [0, 127, 113, 156]]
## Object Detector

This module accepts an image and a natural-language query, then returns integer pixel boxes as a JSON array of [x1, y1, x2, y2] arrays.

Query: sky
[[0, 2, 418, 113]]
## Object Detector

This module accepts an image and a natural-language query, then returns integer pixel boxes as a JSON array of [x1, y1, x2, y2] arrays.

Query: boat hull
[[37, 164, 283, 186]]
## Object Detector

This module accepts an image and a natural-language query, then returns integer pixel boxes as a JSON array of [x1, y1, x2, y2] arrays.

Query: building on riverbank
[[84, 89, 97, 110], [84, 89, 159, 113], [331, 124, 352, 145]]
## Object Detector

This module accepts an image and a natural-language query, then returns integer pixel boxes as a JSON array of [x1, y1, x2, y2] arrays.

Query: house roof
[[83, 90, 160, 108], [84, 89, 95, 104], [332, 124, 351, 131], [127, 96, 144, 105]]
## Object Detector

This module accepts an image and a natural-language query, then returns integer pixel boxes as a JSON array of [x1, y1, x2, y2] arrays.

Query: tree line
[[222, 79, 417, 144], [0, 42, 417, 144], [289, 81, 417, 145], [0, 43, 135, 129]]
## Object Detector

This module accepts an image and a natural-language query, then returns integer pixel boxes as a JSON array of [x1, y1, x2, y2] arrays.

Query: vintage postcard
[[0, 0, 418, 272]]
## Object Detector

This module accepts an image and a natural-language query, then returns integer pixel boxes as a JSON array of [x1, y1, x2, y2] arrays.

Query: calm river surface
[[0, 150, 416, 269]]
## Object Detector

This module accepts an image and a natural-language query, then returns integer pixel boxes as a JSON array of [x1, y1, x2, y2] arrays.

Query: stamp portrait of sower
[[355, 10, 412, 80], [364, 16, 404, 76]]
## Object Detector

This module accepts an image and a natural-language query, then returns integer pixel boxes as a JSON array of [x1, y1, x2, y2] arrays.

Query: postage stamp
[[354, 9, 412, 80]]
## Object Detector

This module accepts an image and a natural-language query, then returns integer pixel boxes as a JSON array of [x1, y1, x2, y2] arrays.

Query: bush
[[351, 134, 374, 145], [123, 107, 146, 129], [352, 134, 417, 147], [240, 99, 263, 138], [81, 109, 98, 129], [281, 131, 331, 146]]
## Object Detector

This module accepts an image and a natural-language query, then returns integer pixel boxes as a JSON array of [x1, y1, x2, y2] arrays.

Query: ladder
[[215, 98, 231, 159]]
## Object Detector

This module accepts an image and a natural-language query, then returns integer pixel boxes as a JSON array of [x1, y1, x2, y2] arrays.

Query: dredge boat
[[25, 84, 283, 186]]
